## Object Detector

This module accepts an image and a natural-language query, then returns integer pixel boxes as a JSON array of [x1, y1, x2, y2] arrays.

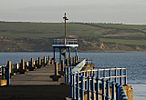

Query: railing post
[[91, 76, 95, 100], [102, 79, 105, 100], [116, 83, 120, 100], [114, 68, 117, 83], [95, 77, 99, 100], [81, 75, 84, 100], [106, 80, 110, 100], [76, 73, 79, 100], [70, 73, 73, 98], [72, 74, 75, 100], [103, 69, 105, 78], [87, 76, 90, 100], [124, 69, 127, 85], [109, 69, 111, 82], [120, 68, 122, 85], [111, 82, 115, 100]]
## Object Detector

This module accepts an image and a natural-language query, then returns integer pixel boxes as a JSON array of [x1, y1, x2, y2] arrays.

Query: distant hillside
[[0, 22, 146, 52]]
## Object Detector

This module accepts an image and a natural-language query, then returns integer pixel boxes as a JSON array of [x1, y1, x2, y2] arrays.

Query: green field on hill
[[0, 21, 146, 52]]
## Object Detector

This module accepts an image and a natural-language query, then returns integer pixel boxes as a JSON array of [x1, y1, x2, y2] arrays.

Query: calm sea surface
[[0, 52, 146, 99]]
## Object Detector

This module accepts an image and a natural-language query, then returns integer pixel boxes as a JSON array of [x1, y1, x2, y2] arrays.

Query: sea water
[[0, 52, 146, 99]]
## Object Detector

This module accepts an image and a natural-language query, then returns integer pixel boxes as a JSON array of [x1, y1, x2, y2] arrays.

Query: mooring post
[[43, 56, 47, 66], [20, 59, 25, 74], [38, 57, 41, 68], [6, 61, 11, 86], [76, 73, 79, 100], [54, 62, 59, 76], [2, 66, 5, 80], [61, 59, 65, 73], [64, 67, 67, 83]]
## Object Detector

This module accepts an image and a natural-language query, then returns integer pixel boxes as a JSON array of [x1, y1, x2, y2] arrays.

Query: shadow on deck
[[0, 85, 70, 100]]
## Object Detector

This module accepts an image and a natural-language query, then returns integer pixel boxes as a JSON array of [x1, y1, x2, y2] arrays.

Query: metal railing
[[64, 66, 128, 100], [53, 38, 78, 45]]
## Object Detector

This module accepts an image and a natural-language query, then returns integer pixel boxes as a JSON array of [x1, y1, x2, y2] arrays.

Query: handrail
[[64, 66, 128, 100]]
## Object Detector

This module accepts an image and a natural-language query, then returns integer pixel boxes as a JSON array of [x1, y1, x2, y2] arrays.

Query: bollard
[[54, 62, 59, 76], [70, 73, 73, 98], [29, 58, 35, 71], [2, 66, 5, 80], [25, 61, 29, 71], [64, 67, 67, 83], [48, 56, 50, 65], [6, 61, 11, 86], [43, 56, 47, 66], [37, 57, 41, 68], [19, 59, 25, 74], [61, 60, 65, 74]]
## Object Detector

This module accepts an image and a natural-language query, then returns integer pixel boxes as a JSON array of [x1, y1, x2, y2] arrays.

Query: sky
[[0, 0, 146, 24]]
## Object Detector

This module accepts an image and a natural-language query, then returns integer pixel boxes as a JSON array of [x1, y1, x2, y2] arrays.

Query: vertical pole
[[6, 61, 11, 86], [59, 48, 62, 63], [61, 59, 65, 73], [103, 69, 106, 78], [120, 69, 122, 85], [81, 76, 84, 100], [109, 69, 111, 82], [53, 47, 56, 63], [70, 73, 73, 98], [116, 83, 120, 100], [106, 80, 110, 100], [111, 82, 115, 100], [102, 79, 105, 100], [76, 74, 79, 100], [38, 57, 41, 68], [64, 67, 67, 83], [54, 62, 59, 76], [68, 48, 71, 66], [124, 69, 127, 85], [115, 68, 117, 83], [96, 77, 99, 100], [87, 76, 90, 100], [72, 74, 75, 99], [43, 56, 47, 66], [91, 76, 95, 100], [2, 66, 5, 79]]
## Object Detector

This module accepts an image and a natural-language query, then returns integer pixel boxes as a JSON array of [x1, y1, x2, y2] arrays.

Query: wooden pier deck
[[0, 64, 70, 100]]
